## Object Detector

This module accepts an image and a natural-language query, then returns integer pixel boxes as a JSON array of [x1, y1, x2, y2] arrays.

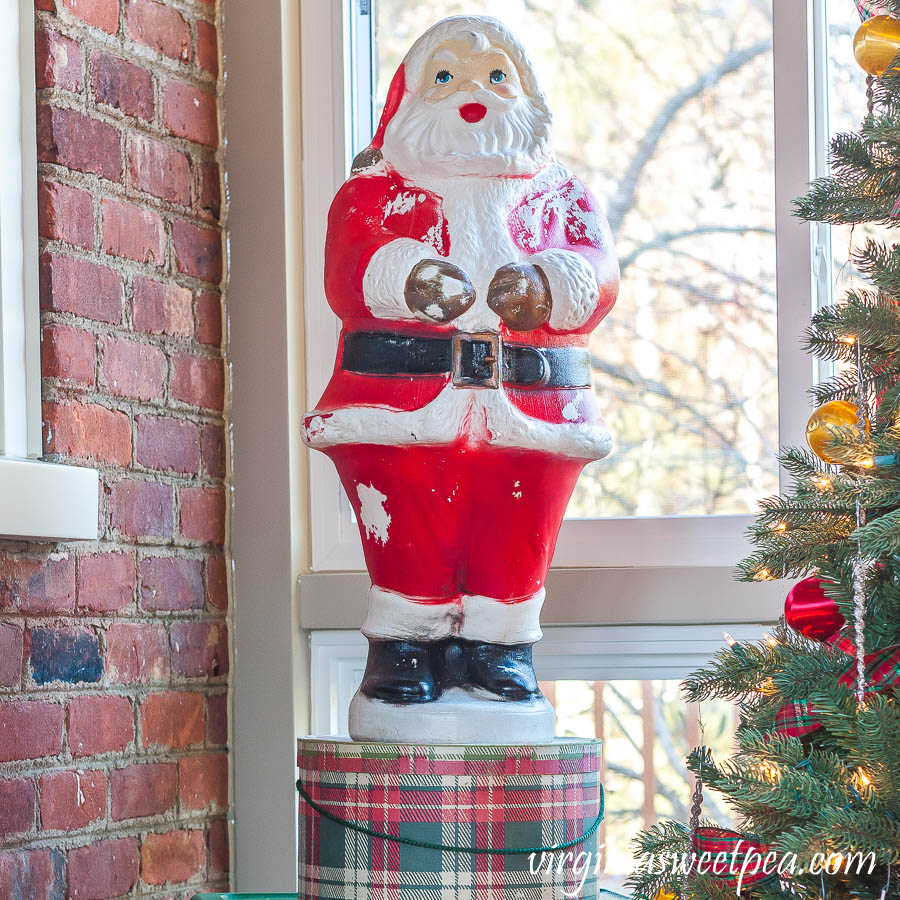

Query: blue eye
[[490, 69, 506, 84], [435, 70, 452, 84]]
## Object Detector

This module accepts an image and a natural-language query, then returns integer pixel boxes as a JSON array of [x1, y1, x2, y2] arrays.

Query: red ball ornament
[[784, 577, 845, 642]]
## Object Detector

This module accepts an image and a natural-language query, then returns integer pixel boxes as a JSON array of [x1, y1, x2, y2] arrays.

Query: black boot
[[359, 639, 439, 703], [463, 641, 540, 700]]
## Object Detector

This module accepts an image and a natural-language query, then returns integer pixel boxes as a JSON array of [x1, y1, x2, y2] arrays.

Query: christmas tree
[[628, 9, 900, 900]]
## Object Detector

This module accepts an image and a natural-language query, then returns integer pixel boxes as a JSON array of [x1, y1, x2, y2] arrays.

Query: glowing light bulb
[[841, 336, 856, 344], [772, 521, 788, 532], [724, 632, 737, 648], [815, 476, 832, 491], [857, 767, 872, 787], [755, 568, 773, 581], [861, 458, 875, 469]]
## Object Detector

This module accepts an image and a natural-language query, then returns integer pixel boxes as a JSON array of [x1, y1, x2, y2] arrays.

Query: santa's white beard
[[381, 89, 552, 179]]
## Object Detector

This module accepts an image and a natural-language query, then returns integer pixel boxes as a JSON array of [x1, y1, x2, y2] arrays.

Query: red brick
[[195, 291, 221, 346], [172, 220, 222, 283], [0, 849, 65, 899], [0, 701, 64, 762], [40, 252, 122, 323], [91, 50, 154, 120], [128, 133, 192, 206], [0, 554, 75, 614], [198, 160, 221, 219], [110, 762, 176, 820], [100, 335, 166, 401], [43, 400, 131, 467], [38, 181, 94, 249], [68, 694, 133, 757], [171, 352, 223, 410], [163, 79, 218, 147], [206, 692, 227, 745], [39, 770, 106, 832], [0, 624, 23, 688], [196, 19, 218, 76], [101, 196, 165, 264], [137, 415, 200, 474], [206, 554, 227, 611], [68, 838, 139, 900], [40, 324, 95, 386], [133, 275, 193, 337], [179, 486, 225, 545], [37, 105, 121, 180], [208, 818, 228, 876], [77, 551, 135, 612], [171, 621, 228, 678], [106, 622, 170, 683], [60, 0, 119, 32], [140, 828, 205, 886], [140, 555, 203, 611], [141, 691, 204, 749], [35, 27, 82, 91], [179, 752, 227, 811], [0, 778, 35, 837], [109, 479, 175, 539], [200, 422, 225, 479], [126, 0, 190, 62]]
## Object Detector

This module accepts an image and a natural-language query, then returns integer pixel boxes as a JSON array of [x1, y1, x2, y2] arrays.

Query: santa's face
[[420, 39, 523, 121], [380, 34, 552, 180]]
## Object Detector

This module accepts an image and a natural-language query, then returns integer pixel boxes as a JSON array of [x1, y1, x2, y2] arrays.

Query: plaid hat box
[[297, 737, 604, 900]]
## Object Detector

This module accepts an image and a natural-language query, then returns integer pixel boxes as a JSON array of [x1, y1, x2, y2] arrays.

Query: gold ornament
[[806, 400, 870, 465], [853, 15, 900, 76], [652, 892, 678, 900]]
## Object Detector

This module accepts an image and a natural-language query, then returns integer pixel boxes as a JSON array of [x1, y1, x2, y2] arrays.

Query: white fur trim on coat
[[362, 238, 434, 321], [532, 248, 599, 331], [362, 584, 545, 644], [302, 383, 612, 461]]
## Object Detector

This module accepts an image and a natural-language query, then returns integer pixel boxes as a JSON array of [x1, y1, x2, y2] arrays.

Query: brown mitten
[[404, 259, 475, 323], [486, 263, 552, 332]]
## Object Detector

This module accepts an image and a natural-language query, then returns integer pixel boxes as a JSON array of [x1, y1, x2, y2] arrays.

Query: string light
[[764, 634, 778, 647], [814, 476, 832, 491], [724, 632, 737, 648], [860, 457, 875, 468], [841, 335, 857, 344], [772, 521, 788, 532], [755, 568, 774, 581], [857, 767, 872, 787]]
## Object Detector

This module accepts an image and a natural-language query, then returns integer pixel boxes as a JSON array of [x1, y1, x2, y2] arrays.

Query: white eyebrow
[[432, 49, 458, 63]]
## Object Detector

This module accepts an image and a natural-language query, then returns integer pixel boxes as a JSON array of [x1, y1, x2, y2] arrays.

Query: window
[[310, 624, 763, 887], [300, 2, 824, 587], [0, 0, 98, 540]]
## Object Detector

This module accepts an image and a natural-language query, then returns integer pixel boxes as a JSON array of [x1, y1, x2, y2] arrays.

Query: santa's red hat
[[369, 15, 551, 151]]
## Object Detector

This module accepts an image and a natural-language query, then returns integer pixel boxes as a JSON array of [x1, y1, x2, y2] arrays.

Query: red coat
[[306, 162, 618, 449]]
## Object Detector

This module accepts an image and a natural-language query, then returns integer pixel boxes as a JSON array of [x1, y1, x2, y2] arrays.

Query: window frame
[[0, 0, 99, 541], [301, 0, 825, 586], [309, 624, 767, 736]]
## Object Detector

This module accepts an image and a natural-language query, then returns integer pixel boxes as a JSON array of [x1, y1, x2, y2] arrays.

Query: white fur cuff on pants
[[362, 585, 545, 644]]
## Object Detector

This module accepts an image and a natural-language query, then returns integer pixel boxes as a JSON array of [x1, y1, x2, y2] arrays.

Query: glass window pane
[[372, 0, 778, 518], [540, 679, 738, 886]]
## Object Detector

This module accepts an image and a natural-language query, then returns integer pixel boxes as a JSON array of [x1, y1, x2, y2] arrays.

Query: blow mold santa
[[303, 16, 619, 742]]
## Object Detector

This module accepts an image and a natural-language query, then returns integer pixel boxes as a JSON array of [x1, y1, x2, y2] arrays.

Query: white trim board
[[299, 568, 786, 631], [0, 458, 99, 540]]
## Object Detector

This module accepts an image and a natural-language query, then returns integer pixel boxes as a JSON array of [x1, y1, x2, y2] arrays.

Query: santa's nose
[[458, 102, 487, 123]]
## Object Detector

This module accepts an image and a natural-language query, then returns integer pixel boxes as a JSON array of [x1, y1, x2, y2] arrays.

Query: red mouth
[[458, 102, 487, 123]]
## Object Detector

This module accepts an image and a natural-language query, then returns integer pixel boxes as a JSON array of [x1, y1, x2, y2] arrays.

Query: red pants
[[326, 442, 585, 643]]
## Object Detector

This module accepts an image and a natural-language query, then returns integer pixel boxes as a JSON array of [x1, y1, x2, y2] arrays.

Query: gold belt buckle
[[451, 331, 502, 389]]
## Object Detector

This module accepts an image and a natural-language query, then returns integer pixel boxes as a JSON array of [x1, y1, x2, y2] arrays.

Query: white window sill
[[0, 458, 99, 541]]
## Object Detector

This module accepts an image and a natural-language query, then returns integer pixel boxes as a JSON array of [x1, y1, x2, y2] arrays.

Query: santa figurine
[[303, 15, 618, 743]]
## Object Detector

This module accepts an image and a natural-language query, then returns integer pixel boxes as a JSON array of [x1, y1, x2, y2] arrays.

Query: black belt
[[341, 331, 591, 389]]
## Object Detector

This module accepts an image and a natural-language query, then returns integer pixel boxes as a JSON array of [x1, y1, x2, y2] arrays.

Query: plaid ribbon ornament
[[856, 1, 891, 20], [772, 644, 900, 737], [691, 827, 776, 888]]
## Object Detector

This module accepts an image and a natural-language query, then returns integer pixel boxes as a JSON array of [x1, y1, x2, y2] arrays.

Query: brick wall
[[0, 0, 228, 896]]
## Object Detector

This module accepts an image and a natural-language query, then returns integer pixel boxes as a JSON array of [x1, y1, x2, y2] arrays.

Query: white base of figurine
[[349, 688, 555, 744]]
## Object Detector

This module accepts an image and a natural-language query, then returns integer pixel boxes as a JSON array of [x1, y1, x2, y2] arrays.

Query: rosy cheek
[[493, 84, 514, 98]]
